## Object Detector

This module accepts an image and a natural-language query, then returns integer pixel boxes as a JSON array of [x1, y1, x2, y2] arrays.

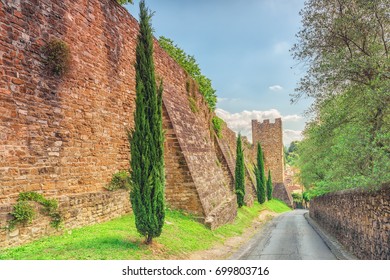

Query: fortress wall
[[0, 0, 236, 247]]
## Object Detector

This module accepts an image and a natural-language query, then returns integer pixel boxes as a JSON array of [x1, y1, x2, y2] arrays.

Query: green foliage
[[8, 192, 62, 230], [266, 170, 273, 201], [158, 36, 217, 111], [291, 192, 303, 203], [302, 191, 311, 202], [291, 0, 389, 106], [292, 0, 390, 195], [287, 141, 299, 154], [255, 143, 266, 204], [212, 116, 224, 138], [235, 134, 245, 207], [0, 202, 290, 260], [130, 0, 165, 244], [291, 192, 304, 208], [117, 0, 133, 4], [105, 171, 131, 191], [285, 141, 300, 166], [188, 96, 198, 113], [42, 39, 70, 76], [8, 201, 35, 229], [296, 87, 390, 194]]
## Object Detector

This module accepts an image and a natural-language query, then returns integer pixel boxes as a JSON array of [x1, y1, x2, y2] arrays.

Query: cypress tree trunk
[[235, 134, 245, 207], [256, 143, 266, 204], [129, 0, 165, 245], [267, 169, 273, 201]]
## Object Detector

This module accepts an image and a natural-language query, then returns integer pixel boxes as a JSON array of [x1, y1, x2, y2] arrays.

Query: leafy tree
[[255, 143, 266, 204], [291, 0, 390, 195], [291, 0, 389, 106], [296, 91, 390, 192], [285, 141, 300, 166], [288, 141, 299, 154], [235, 134, 245, 207], [158, 36, 217, 110], [129, 0, 165, 245], [266, 169, 272, 201]]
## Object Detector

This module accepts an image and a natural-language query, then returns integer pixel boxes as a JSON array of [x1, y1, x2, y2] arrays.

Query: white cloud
[[269, 85, 284, 92], [216, 108, 303, 146], [283, 129, 303, 146], [282, 115, 303, 122]]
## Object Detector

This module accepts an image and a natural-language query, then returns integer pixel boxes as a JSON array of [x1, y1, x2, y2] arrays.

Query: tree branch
[[374, 11, 389, 57]]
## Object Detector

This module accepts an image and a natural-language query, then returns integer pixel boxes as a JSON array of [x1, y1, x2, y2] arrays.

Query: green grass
[[264, 199, 292, 213], [0, 199, 290, 260]]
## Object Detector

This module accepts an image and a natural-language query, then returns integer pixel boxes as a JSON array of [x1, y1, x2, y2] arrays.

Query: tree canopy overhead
[[292, 0, 390, 195], [292, 0, 389, 105]]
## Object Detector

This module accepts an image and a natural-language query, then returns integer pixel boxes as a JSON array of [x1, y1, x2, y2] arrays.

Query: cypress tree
[[256, 143, 266, 204], [129, 0, 165, 245], [267, 169, 273, 201], [235, 133, 245, 207]]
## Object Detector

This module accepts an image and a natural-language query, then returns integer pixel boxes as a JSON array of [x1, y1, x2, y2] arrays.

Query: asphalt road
[[232, 209, 337, 260]]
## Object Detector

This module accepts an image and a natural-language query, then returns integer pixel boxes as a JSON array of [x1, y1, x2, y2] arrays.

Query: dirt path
[[187, 210, 279, 260]]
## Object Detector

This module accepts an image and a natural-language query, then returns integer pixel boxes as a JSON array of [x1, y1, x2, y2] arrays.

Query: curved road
[[232, 209, 337, 260]]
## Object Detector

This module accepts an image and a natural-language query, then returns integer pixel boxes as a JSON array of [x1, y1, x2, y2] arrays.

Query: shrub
[[43, 39, 70, 76], [8, 192, 62, 230], [212, 116, 223, 138], [9, 201, 35, 229], [105, 171, 131, 191]]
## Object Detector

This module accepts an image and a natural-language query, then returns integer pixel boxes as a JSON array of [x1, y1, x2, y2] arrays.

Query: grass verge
[[0, 199, 290, 260]]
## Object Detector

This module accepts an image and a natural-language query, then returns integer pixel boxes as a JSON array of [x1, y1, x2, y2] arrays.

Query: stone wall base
[[0, 190, 131, 249], [310, 185, 390, 260]]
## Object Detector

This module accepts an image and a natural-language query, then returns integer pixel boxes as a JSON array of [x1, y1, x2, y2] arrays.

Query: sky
[[126, 0, 312, 146]]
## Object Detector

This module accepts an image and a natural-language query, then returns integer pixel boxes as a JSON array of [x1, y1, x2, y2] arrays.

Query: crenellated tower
[[252, 118, 284, 183], [252, 118, 292, 206]]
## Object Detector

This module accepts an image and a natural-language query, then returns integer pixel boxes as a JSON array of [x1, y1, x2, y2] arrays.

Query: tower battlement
[[252, 118, 284, 184]]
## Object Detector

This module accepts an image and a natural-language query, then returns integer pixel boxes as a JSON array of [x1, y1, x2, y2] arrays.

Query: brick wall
[[252, 118, 284, 184], [251, 118, 291, 205], [216, 122, 256, 207], [162, 103, 204, 217], [0, 0, 237, 247], [310, 185, 390, 260], [0, 190, 131, 248]]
